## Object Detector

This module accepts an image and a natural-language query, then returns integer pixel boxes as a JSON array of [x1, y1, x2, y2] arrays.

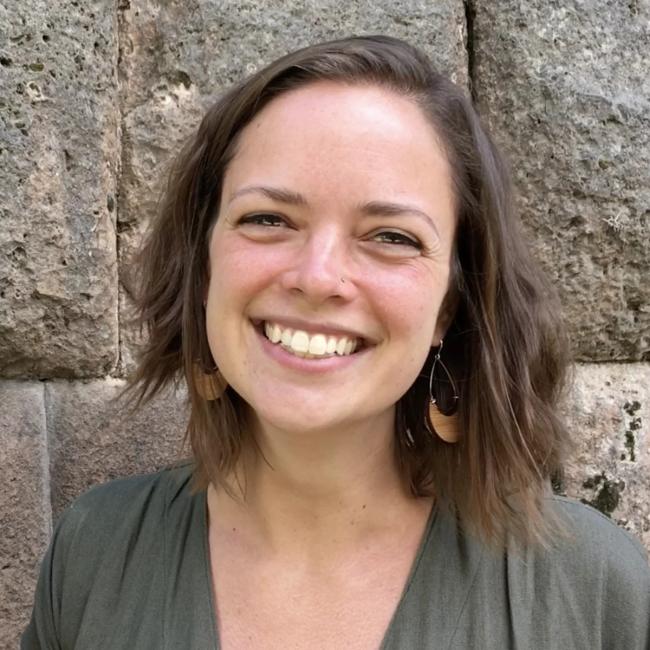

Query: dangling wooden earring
[[193, 364, 228, 401], [425, 340, 461, 443]]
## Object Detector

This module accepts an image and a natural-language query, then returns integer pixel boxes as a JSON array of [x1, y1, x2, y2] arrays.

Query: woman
[[23, 35, 649, 649]]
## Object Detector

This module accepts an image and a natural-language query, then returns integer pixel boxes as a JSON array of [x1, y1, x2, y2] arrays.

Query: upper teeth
[[264, 322, 359, 358]]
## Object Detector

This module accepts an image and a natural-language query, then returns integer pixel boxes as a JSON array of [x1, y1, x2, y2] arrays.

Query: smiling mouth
[[260, 321, 365, 359]]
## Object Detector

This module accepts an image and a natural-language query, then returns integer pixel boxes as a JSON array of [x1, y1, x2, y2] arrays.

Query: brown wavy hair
[[125, 35, 571, 546]]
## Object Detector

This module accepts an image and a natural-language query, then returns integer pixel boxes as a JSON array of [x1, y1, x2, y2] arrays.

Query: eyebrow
[[228, 185, 308, 206], [228, 184, 439, 236], [358, 200, 439, 236]]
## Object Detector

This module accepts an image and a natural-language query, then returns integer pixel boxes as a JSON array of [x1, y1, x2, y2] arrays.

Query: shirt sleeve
[[601, 529, 650, 650], [20, 469, 176, 650], [555, 498, 650, 650], [20, 508, 71, 650]]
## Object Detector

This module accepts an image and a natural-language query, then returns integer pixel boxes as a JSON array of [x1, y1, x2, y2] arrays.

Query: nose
[[280, 226, 357, 305]]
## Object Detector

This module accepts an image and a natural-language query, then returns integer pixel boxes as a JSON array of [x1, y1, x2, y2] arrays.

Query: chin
[[247, 398, 352, 438], [255, 410, 340, 437]]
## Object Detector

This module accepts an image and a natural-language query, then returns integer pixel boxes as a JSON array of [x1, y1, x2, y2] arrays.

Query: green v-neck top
[[22, 463, 650, 649]]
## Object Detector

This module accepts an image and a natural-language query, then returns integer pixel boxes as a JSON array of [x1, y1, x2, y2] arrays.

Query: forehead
[[222, 81, 453, 211]]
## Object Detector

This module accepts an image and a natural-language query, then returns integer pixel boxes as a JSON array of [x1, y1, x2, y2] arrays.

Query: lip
[[254, 324, 370, 374], [252, 316, 374, 344]]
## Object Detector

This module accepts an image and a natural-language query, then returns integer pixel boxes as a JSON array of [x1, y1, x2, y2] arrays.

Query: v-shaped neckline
[[199, 491, 440, 650], [377, 499, 440, 649], [200, 489, 221, 650]]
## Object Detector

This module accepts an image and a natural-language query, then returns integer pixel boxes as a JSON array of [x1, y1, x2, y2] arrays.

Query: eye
[[237, 213, 287, 228], [371, 230, 422, 249]]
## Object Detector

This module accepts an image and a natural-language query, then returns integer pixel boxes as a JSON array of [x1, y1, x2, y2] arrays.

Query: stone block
[[117, 0, 469, 374], [561, 364, 650, 552], [472, 2, 650, 360], [46, 379, 188, 516], [0, 381, 51, 648], [0, 1, 120, 378]]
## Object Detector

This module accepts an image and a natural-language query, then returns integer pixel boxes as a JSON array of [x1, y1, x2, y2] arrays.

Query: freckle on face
[[205, 82, 456, 435]]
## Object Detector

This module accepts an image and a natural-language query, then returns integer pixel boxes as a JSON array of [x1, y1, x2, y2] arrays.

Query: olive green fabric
[[22, 464, 650, 649]]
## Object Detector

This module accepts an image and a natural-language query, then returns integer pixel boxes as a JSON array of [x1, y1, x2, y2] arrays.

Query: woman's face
[[205, 81, 456, 436]]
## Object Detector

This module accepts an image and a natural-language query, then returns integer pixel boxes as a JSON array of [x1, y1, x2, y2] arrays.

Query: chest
[[209, 540, 418, 650]]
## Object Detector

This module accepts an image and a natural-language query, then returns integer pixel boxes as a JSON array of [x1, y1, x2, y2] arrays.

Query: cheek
[[207, 235, 283, 302], [369, 265, 445, 338]]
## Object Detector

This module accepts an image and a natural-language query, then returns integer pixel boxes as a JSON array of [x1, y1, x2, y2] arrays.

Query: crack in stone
[[41, 381, 54, 534], [463, 0, 477, 104]]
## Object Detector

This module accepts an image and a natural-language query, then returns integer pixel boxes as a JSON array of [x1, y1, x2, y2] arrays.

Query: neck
[[208, 409, 428, 557]]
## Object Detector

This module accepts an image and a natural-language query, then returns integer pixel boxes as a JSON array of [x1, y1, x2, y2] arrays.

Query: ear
[[432, 289, 459, 346]]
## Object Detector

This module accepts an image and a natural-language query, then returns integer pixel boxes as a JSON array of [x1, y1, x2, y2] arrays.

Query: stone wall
[[1, 0, 648, 645]]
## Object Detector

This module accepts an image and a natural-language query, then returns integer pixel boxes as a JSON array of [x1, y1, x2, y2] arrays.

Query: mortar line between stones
[[40, 381, 54, 536], [463, 0, 477, 104], [114, 1, 128, 377], [575, 360, 650, 367]]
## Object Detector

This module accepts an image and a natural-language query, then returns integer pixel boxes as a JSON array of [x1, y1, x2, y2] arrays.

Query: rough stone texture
[[117, 0, 469, 373], [472, 1, 650, 361], [0, 1, 120, 378], [46, 379, 188, 516], [562, 364, 650, 551], [0, 382, 51, 649], [2, 3, 649, 644]]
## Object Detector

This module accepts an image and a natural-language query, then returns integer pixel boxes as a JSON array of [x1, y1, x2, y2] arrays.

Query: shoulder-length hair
[[126, 35, 571, 546]]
